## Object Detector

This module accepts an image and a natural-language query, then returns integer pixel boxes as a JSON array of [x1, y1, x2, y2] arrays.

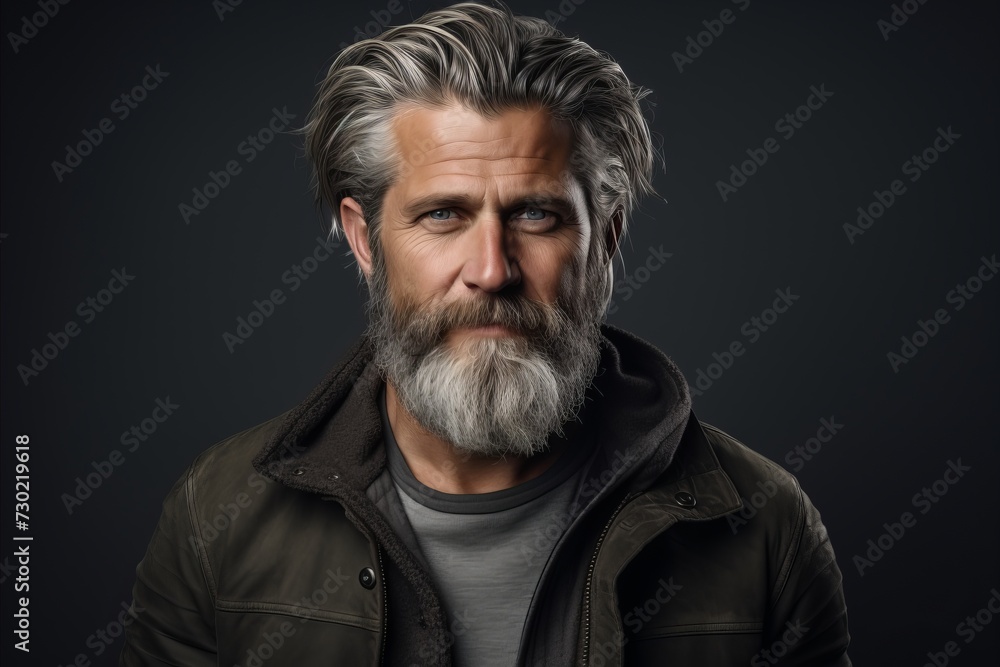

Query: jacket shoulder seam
[[179, 414, 294, 609], [698, 422, 808, 611], [185, 449, 222, 603], [769, 474, 806, 612], [699, 422, 800, 486]]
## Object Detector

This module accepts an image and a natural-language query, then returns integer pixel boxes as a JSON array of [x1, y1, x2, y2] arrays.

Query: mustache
[[394, 292, 564, 345]]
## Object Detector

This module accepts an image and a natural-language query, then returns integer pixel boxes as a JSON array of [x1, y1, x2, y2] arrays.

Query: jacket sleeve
[[761, 485, 851, 666], [120, 464, 218, 666]]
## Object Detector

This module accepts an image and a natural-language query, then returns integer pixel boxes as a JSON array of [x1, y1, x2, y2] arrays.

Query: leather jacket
[[121, 325, 851, 666]]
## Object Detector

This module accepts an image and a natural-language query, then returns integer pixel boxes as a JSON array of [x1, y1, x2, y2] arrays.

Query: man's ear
[[340, 196, 373, 279], [603, 208, 624, 264]]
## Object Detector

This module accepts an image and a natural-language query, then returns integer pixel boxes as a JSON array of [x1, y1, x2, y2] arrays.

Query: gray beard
[[365, 243, 607, 459]]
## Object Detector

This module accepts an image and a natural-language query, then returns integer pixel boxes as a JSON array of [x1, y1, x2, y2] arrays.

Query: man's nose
[[460, 218, 520, 292]]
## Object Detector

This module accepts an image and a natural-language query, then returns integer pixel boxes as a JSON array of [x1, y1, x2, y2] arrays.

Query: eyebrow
[[399, 193, 579, 219]]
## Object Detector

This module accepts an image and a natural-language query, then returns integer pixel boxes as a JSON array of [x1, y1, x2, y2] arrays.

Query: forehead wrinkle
[[419, 142, 567, 163], [406, 151, 559, 176], [388, 102, 582, 214], [404, 171, 572, 197], [396, 112, 570, 159], [413, 159, 565, 176]]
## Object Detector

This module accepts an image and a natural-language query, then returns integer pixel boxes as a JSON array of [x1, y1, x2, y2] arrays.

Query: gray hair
[[301, 1, 657, 273]]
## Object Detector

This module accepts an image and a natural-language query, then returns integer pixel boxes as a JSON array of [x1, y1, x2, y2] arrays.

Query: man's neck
[[384, 381, 567, 494]]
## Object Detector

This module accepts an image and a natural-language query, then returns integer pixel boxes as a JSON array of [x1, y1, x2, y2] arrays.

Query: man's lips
[[456, 324, 517, 334], [444, 323, 523, 338]]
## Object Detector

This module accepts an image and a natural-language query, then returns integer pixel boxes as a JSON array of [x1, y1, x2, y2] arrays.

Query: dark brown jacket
[[121, 325, 851, 666]]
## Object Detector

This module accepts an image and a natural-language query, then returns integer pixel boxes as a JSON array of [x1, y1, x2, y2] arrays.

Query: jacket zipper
[[580, 491, 637, 666], [376, 542, 388, 667]]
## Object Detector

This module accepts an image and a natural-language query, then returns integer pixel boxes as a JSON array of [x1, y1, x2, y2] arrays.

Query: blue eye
[[428, 209, 453, 220], [521, 207, 547, 220]]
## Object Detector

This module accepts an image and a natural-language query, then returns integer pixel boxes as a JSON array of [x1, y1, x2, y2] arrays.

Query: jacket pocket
[[624, 622, 763, 666], [215, 605, 380, 667]]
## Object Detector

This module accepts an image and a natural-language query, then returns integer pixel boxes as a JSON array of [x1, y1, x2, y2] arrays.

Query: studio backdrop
[[1, 0, 997, 664]]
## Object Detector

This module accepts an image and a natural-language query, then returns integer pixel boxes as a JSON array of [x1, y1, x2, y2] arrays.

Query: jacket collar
[[252, 333, 385, 496], [251, 324, 740, 520], [646, 410, 743, 520]]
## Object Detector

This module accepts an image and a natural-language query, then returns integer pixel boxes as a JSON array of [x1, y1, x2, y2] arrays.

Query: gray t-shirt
[[379, 387, 593, 666]]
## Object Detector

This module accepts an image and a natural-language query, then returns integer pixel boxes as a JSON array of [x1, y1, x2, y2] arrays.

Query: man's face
[[353, 102, 608, 457], [381, 103, 594, 339]]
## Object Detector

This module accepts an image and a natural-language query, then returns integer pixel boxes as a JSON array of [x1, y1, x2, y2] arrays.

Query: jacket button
[[292, 467, 306, 476], [674, 491, 697, 508], [359, 567, 376, 589]]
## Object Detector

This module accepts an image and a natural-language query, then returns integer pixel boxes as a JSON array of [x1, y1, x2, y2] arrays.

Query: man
[[121, 2, 851, 665]]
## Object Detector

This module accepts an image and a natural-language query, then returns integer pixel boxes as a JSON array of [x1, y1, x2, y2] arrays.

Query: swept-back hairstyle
[[302, 0, 656, 266]]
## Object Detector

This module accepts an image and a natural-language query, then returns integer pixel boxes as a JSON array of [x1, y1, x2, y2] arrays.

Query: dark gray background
[[2, 0, 997, 664]]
